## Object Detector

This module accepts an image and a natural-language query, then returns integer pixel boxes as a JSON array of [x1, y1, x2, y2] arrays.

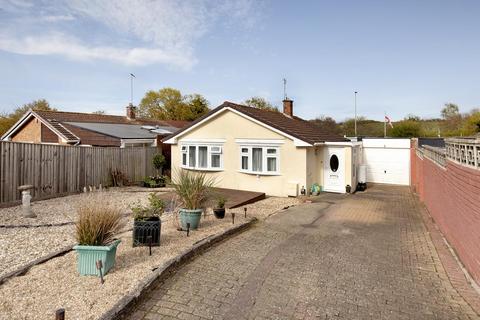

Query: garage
[[362, 138, 411, 186]]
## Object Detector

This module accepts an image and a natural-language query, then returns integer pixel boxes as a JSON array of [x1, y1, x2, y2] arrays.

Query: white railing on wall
[[445, 137, 480, 169], [420, 145, 447, 167]]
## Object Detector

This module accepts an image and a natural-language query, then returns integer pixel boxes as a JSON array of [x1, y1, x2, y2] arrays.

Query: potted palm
[[73, 202, 124, 276], [130, 193, 164, 247], [173, 170, 214, 230], [213, 196, 226, 219]]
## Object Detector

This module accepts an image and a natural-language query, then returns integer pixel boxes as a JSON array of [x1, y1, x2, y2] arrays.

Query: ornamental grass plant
[[75, 202, 125, 246], [173, 170, 215, 210]]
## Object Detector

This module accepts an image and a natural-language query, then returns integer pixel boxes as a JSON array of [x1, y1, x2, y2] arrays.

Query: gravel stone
[[0, 189, 299, 320]]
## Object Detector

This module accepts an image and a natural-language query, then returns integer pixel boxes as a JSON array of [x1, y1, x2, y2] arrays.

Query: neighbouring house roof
[[65, 122, 179, 139], [1, 109, 190, 146], [164, 101, 349, 146]]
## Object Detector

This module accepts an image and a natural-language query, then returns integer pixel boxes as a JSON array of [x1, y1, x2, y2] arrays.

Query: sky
[[0, 0, 480, 121]]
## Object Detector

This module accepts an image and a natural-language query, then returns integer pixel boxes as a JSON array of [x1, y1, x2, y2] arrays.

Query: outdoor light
[[147, 236, 152, 256], [96, 260, 104, 284], [55, 309, 65, 320], [244, 207, 247, 218], [231, 212, 235, 224], [186, 223, 190, 237]]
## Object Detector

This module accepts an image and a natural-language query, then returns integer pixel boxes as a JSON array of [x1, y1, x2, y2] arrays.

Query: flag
[[385, 115, 393, 128]]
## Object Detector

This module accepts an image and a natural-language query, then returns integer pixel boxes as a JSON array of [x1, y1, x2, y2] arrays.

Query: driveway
[[128, 185, 479, 320]]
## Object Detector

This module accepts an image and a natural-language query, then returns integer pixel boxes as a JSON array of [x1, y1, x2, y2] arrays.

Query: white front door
[[323, 147, 345, 193]]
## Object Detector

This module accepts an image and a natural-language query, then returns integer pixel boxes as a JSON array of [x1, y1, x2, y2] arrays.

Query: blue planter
[[73, 239, 121, 276], [179, 209, 203, 230]]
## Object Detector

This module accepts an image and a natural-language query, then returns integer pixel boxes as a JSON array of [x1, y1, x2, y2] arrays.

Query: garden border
[[99, 217, 257, 320]]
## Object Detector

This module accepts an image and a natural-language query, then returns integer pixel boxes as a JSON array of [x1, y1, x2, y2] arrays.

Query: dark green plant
[[173, 170, 215, 210], [152, 153, 166, 175], [131, 193, 165, 221], [216, 196, 226, 209]]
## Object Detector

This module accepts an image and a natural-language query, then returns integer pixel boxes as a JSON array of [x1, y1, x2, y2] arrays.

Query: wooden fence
[[0, 141, 158, 204]]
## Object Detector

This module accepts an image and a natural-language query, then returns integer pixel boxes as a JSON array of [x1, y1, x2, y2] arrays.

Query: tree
[[441, 103, 460, 119], [0, 99, 56, 136], [92, 110, 106, 115], [138, 88, 209, 121], [243, 97, 279, 112], [185, 94, 210, 120], [310, 116, 341, 134], [340, 117, 384, 137], [390, 120, 422, 137], [461, 110, 480, 136], [404, 114, 420, 121], [440, 103, 462, 135]]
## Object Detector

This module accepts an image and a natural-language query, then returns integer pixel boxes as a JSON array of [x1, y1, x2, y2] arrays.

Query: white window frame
[[180, 143, 224, 171], [238, 145, 280, 175]]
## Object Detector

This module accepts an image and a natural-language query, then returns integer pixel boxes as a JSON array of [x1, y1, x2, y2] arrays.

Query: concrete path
[[128, 185, 480, 320]]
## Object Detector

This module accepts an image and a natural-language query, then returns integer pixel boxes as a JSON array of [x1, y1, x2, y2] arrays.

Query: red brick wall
[[412, 152, 480, 284], [41, 123, 59, 143]]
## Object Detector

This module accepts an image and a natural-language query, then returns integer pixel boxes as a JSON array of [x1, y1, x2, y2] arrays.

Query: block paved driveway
[[128, 185, 479, 320]]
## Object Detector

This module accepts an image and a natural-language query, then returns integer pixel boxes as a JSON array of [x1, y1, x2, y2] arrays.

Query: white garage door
[[362, 139, 410, 186]]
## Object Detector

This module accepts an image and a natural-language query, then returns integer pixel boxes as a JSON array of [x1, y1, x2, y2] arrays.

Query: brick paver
[[128, 185, 480, 320]]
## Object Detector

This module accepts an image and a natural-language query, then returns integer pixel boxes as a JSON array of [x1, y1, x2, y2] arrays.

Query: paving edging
[[99, 217, 257, 320], [413, 193, 480, 316], [0, 244, 74, 285]]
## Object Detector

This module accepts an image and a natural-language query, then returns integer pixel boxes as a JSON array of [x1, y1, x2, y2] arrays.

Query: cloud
[[0, 32, 195, 67], [0, 0, 261, 69], [41, 14, 75, 22]]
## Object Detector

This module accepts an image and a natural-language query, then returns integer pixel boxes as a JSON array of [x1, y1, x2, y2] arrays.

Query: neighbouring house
[[1, 104, 189, 148], [164, 100, 362, 196]]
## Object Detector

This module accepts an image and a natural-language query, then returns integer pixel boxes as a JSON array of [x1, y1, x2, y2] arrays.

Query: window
[[252, 148, 263, 172], [330, 154, 339, 172], [181, 146, 187, 166], [239, 146, 279, 174], [180, 144, 223, 170], [199, 146, 208, 168], [241, 148, 249, 170]]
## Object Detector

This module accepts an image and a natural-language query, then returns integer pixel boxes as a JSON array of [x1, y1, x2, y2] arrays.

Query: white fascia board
[[163, 106, 312, 147], [1, 111, 35, 140], [4, 110, 78, 143], [121, 138, 156, 144], [315, 141, 356, 147]]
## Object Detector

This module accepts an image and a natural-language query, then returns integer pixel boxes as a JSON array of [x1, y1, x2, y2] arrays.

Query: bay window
[[239, 146, 280, 174], [181, 144, 223, 170]]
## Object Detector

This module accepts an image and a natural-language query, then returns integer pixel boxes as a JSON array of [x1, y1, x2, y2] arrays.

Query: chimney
[[126, 103, 136, 120], [283, 99, 293, 117]]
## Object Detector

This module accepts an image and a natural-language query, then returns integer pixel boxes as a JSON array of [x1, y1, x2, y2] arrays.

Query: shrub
[[152, 153, 166, 174], [173, 170, 215, 210], [216, 196, 226, 209], [76, 202, 124, 246], [131, 193, 165, 220]]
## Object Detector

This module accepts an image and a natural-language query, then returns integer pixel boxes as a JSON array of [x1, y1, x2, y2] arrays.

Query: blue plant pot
[[179, 208, 203, 230], [73, 239, 121, 276]]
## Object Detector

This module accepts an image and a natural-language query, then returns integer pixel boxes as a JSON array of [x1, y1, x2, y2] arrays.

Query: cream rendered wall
[[170, 110, 308, 197], [306, 147, 324, 193]]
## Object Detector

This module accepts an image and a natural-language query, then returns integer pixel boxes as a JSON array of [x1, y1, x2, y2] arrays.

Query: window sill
[[237, 170, 281, 176], [180, 166, 224, 172]]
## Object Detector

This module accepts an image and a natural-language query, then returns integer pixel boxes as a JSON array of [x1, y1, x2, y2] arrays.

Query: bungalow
[[164, 100, 362, 196], [1, 104, 189, 147]]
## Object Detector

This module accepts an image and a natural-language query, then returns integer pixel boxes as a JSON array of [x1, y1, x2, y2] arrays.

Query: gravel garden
[[0, 171, 300, 320]]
